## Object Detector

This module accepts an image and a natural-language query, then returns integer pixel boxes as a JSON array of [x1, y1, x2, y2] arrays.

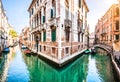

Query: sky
[[2, 0, 32, 34], [86, 0, 118, 33], [2, 0, 119, 34]]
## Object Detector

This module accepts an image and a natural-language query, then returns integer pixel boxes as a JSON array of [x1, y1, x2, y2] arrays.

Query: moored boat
[[90, 47, 96, 54], [21, 45, 27, 49], [3, 47, 10, 52], [84, 49, 90, 54], [24, 49, 31, 54]]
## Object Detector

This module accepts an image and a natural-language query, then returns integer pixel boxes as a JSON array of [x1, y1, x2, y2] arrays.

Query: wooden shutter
[[52, 28, 56, 41], [43, 31, 46, 42]]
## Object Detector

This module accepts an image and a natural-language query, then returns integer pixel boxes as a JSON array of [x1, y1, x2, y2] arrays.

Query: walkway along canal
[[0, 45, 119, 82]]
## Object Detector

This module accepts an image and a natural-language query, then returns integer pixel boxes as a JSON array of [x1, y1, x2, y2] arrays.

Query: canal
[[0, 45, 118, 82]]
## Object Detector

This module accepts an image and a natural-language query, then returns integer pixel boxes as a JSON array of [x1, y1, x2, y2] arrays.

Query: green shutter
[[52, 29, 56, 42], [43, 16, 45, 23], [51, 9, 53, 18], [43, 31, 46, 42]]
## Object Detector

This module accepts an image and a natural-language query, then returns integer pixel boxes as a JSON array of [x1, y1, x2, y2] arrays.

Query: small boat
[[21, 45, 27, 49], [90, 47, 96, 54], [84, 49, 90, 54], [3, 47, 10, 52], [24, 49, 31, 54]]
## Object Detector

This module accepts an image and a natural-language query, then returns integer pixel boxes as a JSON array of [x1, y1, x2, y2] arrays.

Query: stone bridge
[[93, 43, 113, 55]]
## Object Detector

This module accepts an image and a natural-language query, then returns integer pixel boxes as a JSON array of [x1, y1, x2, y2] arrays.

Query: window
[[65, 47, 69, 54], [65, 0, 69, 19], [65, 27, 70, 42], [37, 1, 39, 6], [52, 47, 56, 54], [29, 11, 31, 18], [78, 0, 81, 8], [39, 33, 41, 41], [51, 9, 54, 18], [116, 7, 119, 16], [82, 6, 83, 12], [43, 30, 46, 42], [81, 34, 83, 42], [51, 27, 56, 42], [44, 46, 46, 51], [43, 7, 46, 23], [51, 0, 56, 18], [115, 35, 119, 41], [85, 11, 87, 18], [36, 14, 39, 26], [42, 16, 45, 23], [116, 20, 119, 30], [39, 45, 41, 52], [39, 11, 41, 24], [32, 8, 34, 15], [110, 35, 112, 41], [78, 33, 80, 42]]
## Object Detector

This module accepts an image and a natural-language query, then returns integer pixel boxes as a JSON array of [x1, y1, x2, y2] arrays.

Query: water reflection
[[95, 55, 115, 82], [23, 54, 89, 82], [0, 47, 16, 82], [0, 46, 117, 82], [23, 53, 116, 82], [87, 55, 102, 82], [6, 46, 30, 82]]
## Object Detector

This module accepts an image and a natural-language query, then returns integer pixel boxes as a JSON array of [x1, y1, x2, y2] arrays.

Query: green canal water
[[0, 46, 117, 82]]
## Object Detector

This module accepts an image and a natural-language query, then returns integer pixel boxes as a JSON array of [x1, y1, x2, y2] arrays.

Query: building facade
[[28, 0, 89, 65], [95, 4, 120, 51], [19, 26, 30, 47], [89, 32, 95, 47], [0, 0, 10, 52]]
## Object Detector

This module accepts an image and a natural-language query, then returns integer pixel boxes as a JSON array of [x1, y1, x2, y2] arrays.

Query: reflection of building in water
[[96, 48, 108, 55], [23, 54, 89, 82], [0, 47, 17, 81]]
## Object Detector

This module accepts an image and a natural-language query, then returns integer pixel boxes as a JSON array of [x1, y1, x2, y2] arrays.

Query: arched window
[[43, 7, 46, 23], [51, 0, 56, 18], [116, 7, 119, 16]]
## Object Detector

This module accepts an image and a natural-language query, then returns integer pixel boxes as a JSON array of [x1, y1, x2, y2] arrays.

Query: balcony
[[64, 19, 72, 27], [30, 26, 40, 34]]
